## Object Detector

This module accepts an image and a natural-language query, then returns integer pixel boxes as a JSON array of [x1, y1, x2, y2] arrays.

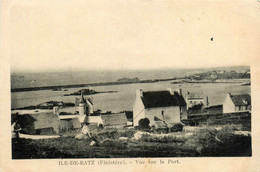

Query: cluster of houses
[[12, 87, 251, 136], [133, 89, 251, 126]]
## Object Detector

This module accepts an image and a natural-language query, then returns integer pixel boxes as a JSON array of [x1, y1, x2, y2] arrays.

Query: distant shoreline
[[11, 78, 250, 93], [11, 68, 251, 93], [11, 78, 175, 93]]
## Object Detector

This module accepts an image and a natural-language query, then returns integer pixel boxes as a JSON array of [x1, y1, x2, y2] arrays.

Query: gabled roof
[[70, 118, 82, 129], [59, 115, 86, 123], [77, 93, 93, 105], [154, 121, 168, 128], [79, 93, 86, 103], [101, 113, 128, 126], [87, 98, 93, 105], [31, 112, 60, 130], [230, 94, 251, 106], [141, 91, 186, 109]]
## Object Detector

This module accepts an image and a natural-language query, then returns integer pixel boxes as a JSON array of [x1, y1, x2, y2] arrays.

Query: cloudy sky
[[3, 0, 260, 72]]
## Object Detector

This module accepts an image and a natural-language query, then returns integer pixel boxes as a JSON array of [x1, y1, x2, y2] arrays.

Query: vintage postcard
[[1, 0, 260, 171]]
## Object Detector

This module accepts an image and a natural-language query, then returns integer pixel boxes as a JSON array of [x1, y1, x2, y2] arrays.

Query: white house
[[223, 93, 251, 113], [86, 112, 128, 128], [185, 92, 206, 109], [133, 89, 187, 127]]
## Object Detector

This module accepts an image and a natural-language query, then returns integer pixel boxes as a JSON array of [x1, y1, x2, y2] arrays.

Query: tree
[[138, 118, 150, 130]]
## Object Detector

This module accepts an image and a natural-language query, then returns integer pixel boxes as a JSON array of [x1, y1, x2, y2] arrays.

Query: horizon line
[[11, 65, 250, 74]]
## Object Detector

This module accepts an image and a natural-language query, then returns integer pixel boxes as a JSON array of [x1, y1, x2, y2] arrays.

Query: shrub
[[138, 118, 150, 130], [170, 123, 183, 132], [151, 127, 170, 134], [140, 134, 186, 143], [216, 125, 237, 142], [120, 130, 136, 138], [100, 139, 127, 149], [98, 124, 104, 129]]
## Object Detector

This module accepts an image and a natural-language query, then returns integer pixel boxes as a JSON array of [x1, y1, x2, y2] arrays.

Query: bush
[[151, 128, 170, 134], [120, 130, 136, 138], [140, 134, 186, 143], [138, 118, 150, 130], [98, 124, 104, 129], [216, 125, 237, 142], [170, 123, 183, 132], [100, 139, 127, 149]]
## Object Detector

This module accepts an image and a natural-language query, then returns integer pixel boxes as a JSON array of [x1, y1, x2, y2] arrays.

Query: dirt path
[[19, 133, 60, 140]]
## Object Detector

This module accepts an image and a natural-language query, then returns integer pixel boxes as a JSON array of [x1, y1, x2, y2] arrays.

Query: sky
[[2, 0, 260, 72]]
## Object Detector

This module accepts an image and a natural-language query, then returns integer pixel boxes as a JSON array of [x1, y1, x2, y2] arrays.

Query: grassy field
[[187, 112, 251, 131], [12, 123, 251, 159]]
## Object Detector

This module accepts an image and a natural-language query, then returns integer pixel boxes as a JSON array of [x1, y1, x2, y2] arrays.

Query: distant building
[[185, 92, 206, 109], [101, 112, 128, 128], [133, 89, 187, 127], [87, 115, 103, 126], [78, 112, 128, 128], [60, 118, 82, 131], [58, 93, 94, 130], [58, 109, 87, 127], [75, 93, 93, 115], [223, 93, 251, 113], [18, 112, 60, 135]]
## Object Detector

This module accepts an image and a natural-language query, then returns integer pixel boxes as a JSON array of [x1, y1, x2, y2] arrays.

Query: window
[[161, 111, 165, 120]]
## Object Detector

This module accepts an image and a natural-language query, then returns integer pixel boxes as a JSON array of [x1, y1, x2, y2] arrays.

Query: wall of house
[[235, 105, 251, 112], [86, 101, 93, 114], [78, 103, 86, 116], [145, 106, 181, 126], [87, 116, 103, 125], [181, 106, 188, 120], [223, 94, 235, 113], [101, 113, 128, 127], [133, 96, 145, 126]]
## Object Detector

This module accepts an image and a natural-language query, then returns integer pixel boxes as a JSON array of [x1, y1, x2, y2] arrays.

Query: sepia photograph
[[1, 0, 260, 171], [11, 67, 252, 158]]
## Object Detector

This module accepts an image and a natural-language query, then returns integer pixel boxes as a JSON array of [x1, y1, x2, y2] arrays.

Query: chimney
[[136, 89, 143, 98]]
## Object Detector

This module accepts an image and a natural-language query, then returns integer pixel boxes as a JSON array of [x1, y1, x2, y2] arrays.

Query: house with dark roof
[[223, 93, 251, 113], [133, 89, 187, 127]]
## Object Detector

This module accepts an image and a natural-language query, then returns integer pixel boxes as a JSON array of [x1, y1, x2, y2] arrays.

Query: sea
[[11, 82, 250, 113], [11, 67, 251, 112]]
